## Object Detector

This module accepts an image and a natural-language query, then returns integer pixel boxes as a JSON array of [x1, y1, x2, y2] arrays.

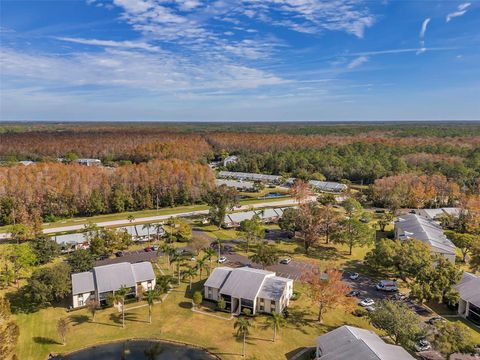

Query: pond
[[53, 340, 217, 360], [261, 192, 286, 198]]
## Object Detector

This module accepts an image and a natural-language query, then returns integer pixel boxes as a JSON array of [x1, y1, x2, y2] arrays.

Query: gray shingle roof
[[53, 232, 87, 245], [219, 267, 274, 300], [308, 180, 347, 192], [216, 179, 254, 190], [316, 325, 415, 360], [455, 272, 480, 308], [395, 214, 456, 256], [204, 267, 232, 289], [258, 276, 290, 301], [71, 271, 95, 295], [218, 171, 282, 183], [132, 262, 156, 283], [93, 262, 136, 293]]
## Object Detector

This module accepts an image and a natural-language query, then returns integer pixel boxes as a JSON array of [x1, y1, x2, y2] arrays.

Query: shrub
[[242, 308, 252, 316], [193, 291, 202, 307], [290, 291, 300, 301], [217, 296, 226, 311], [352, 308, 368, 317]]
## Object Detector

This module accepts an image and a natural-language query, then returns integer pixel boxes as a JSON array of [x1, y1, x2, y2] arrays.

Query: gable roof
[[93, 262, 137, 293], [71, 271, 95, 295], [395, 214, 456, 256], [316, 325, 415, 360], [132, 262, 156, 283], [219, 267, 273, 300], [258, 276, 291, 301], [455, 272, 480, 308], [204, 267, 233, 289]]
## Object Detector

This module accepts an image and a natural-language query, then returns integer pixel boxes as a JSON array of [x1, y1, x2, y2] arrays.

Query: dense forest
[[0, 122, 479, 232]]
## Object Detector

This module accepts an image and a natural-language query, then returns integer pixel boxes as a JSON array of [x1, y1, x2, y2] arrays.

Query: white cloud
[[446, 2, 471, 22], [347, 55, 368, 69], [55, 37, 161, 52], [420, 17, 430, 38]]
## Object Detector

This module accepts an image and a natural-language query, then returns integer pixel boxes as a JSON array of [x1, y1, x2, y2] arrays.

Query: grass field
[[14, 271, 373, 360]]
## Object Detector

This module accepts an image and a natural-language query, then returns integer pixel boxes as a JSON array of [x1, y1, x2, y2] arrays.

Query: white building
[[71, 261, 156, 308], [455, 272, 480, 325], [204, 267, 293, 315], [223, 208, 285, 228], [223, 155, 238, 167], [215, 179, 255, 191], [74, 158, 102, 166], [394, 214, 456, 263], [315, 325, 414, 360], [414, 207, 460, 221]]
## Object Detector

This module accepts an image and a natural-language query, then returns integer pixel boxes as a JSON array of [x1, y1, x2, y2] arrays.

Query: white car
[[365, 306, 376, 312], [218, 256, 227, 263], [280, 258, 292, 265], [415, 339, 431, 352], [350, 273, 359, 280], [359, 298, 375, 307]]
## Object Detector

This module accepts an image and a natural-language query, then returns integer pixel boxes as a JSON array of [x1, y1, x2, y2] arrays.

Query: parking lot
[[95, 248, 158, 266], [343, 272, 433, 316]]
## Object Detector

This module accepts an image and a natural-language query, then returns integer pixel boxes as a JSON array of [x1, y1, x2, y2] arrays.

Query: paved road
[[0, 197, 309, 239]]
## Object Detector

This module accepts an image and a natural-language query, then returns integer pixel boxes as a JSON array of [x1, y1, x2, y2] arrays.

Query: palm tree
[[160, 244, 175, 268], [266, 312, 285, 342], [142, 223, 151, 243], [170, 253, 184, 284], [234, 317, 251, 358], [182, 266, 197, 292], [144, 290, 161, 324], [154, 223, 164, 241], [196, 257, 208, 280], [203, 247, 216, 272], [111, 285, 130, 328]]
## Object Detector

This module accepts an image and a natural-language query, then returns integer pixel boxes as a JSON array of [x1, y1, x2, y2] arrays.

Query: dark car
[[115, 251, 125, 257], [346, 290, 360, 297], [144, 246, 154, 252], [98, 254, 109, 261], [425, 316, 445, 325]]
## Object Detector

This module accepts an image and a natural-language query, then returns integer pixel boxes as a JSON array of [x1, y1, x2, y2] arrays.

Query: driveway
[[219, 252, 315, 281]]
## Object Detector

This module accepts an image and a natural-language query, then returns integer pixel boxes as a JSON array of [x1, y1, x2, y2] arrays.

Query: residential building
[[215, 179, 255, 191], [217, 171, 283, 184], [19, 160, 35, 166], [119, 224, 164, 242], [223, 155, 238, 167], [223, 208, 285, 228], [455, 272, 480, 325], [315, 325, 415, 360], [308, 180, 347, 193], [414, 208, 460, 221], [204, 267, 293, 315], [74, 158, 102, 166], [71, 261, 155, 308], [52, 232, 89, 253], [394, 214, 456, 263]]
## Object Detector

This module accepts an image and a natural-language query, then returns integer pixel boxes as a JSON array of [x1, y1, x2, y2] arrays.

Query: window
[[271, 300, 276, 307], [260, 305, 264, 312], [147, 281, 152, 290], [78, 297, 84, 307]]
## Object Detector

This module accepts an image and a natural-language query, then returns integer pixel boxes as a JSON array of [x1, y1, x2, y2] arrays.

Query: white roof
[[308, 180, 347, 192], [71, 262, 155, 295], [415, 208, 460, 220], [224, 208, 285, 225], [53, 232, 87, 245], [216, 179, 254, 189], [218, 171, 282, 183], [455, 272, 480, 308], [316, 325, 415, 360], [395, 214, 456, 256], [205, 267, 291, 301]]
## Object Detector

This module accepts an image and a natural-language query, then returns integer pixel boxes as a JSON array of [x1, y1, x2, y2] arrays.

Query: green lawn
[[14, 274, 373, 360]]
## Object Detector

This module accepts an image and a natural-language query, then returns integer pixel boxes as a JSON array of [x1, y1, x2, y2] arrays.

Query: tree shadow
[[178, 301, 192, 309], [69, 314, 90, 326], [33, 336, 61, 345]]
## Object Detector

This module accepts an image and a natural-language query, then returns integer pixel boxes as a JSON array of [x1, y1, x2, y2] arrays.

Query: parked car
[[218, 256, 227, 263], [98, 255, 109, 261], [375, 280, 398, 292], [144, 246, 154, 252], [152, 245, 159, 251], [425, 316, 445, 325], [280, 258, 292, 265], [359, 298, 375, 307], [349, 272, 359, 280], [190, 256, 196, 261], [415, 339, 431, 352], [115, 251, 124, 257], [347, 290, 360, 297]]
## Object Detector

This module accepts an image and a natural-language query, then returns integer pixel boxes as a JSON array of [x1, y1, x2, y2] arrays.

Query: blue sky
[[0, 0, 479, 121]]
